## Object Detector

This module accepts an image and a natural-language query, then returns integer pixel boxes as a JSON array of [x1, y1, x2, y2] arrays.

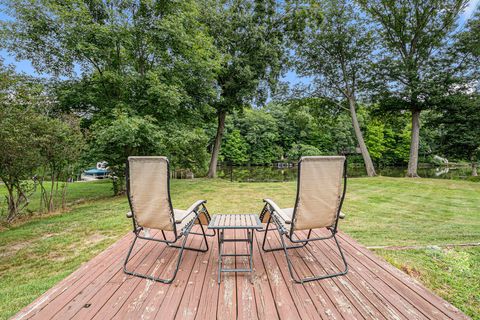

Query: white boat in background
[[80, 162, 111, 181]]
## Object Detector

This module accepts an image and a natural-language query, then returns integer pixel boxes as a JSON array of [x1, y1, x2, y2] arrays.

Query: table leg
[[217, 229, 223, 284], [249, 229, 254, 283]]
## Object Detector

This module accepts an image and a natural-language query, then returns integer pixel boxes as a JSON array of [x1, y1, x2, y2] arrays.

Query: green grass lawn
[[0, 177, 479, 319], [0, 179, 113, 220]]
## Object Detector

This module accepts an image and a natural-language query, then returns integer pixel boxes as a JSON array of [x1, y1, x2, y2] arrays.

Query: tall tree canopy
[[1, 0, 221, 123], [294, 0, 377, 176], [201, 0, 288, 177], [1, 0, 223, 181], [358, 0, 468, 177]]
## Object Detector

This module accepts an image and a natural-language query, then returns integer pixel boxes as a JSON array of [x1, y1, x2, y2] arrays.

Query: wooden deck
[[13, 226, 469, 320]]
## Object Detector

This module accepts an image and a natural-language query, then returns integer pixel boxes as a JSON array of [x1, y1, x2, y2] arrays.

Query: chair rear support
[[260, 156, 349, 283]]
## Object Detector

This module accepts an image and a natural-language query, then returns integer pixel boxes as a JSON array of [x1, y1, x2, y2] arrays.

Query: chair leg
[[278, 228, 348, 284], [123, 230, 190, 284], [166, 219, 210, 252], [261, 217, 311, 252]]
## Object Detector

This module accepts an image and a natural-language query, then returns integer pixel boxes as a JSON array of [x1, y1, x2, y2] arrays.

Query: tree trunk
[[348, 96, 376, 177], [5, 182, 17, 223], [407, 109, 421, 177], [207, 110, 227, 178], [472, 162, 478, 177]]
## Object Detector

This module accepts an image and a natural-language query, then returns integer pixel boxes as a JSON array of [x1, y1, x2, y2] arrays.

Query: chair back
[[292, 156, 346, 231], [127, 156, 175, 231]]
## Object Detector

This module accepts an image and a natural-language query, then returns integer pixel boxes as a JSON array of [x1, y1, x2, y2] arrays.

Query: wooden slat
[[250, 231, 280, 320], [12, 233, 134, 320], [216, 228, 237, 319], [148, 234, 203, 319], [12, 228, 468, 320], [193, 228, 221, 319], [253, 233, 302, 319], [90, 236, 173, 319], [326, 230, 460, 319], [335, 231, 467, 320], [219, 215, 226, 228], [265, 231, 344, 320], [235, 229, 258, 320], [210, 215, 218, 227], [264, 231, 333, 320], [234, 214, 239, 227], [111, 234, 199, 319], [307, 230, 424, 319], [29, 231, 159, 320], [175, 227, 215, 319], [270, 231, 387, 320]]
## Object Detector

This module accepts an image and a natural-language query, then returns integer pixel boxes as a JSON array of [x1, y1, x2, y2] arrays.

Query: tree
[[433, 93, 480, 176], [236, 109, 282, 164], [286, 143, 322, 160], [0, 62, 46, 222], [0, 106, 42, 222], [89, 113, 164, 195], [202, 0, 286, 177], [161, 126, 211, 174], [294, 0, 377, 176], [221, 130, 249, 165], [2, 0, 221, 136], [453, 10, 480, 75], [36, 117, 84, 213], [358, 0, 467, 177]]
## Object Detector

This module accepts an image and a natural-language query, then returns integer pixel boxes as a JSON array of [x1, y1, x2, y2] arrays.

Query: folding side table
[[208, 214, 262, 284]]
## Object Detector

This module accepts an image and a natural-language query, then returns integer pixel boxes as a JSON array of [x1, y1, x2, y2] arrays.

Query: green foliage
[[286, 143, 322, 160], [365, 119, 386, 161], [363, 110, 412, 166], [89, 113, 164, 194], [237, 109, 282, 164], [0, 105, 39, 221], [0, 63, 84, 221], [432, 93, 480, 167], [453, 11, 480, 77], [268, 98, 355, 155], [2, 0, 221, 126], [161, 126, 210, 174], [201, 0, 288, 176], [0, 105, 84, 221], [220, 130, 249, 165], [359, 0, 467, 110], [294, 0, 375, 100], [292, 0, 378, 175], [201, 0, 286, 112], [35, 116, 84, 213]]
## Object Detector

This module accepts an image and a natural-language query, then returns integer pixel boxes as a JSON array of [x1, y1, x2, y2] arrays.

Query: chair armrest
[[126, 211, 133, 218], [175, 200, 207, 223], [339, 211, 346, 219], [263, 198, 292, 224]]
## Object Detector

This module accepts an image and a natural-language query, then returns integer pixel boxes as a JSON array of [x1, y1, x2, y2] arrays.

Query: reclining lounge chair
[[124, 156, 214, 283], [260, 156, 348, 283]]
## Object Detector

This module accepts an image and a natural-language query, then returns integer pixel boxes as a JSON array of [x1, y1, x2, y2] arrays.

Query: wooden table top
[[208, 214, 262, 229]]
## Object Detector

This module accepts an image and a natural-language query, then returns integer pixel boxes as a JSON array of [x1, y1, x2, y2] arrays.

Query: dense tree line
[[1, 0, 479, 222]]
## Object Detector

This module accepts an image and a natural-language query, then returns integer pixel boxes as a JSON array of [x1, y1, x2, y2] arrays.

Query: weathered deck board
[[12, 227, 469, 320]]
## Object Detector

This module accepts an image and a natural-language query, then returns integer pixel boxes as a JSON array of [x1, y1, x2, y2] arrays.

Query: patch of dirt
[[85, 233, 109, 246], [48, 251, 67, 262], [400, 265, 422, 279]]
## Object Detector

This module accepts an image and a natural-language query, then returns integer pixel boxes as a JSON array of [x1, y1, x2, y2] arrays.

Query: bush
[[286, 143, 323, 160]]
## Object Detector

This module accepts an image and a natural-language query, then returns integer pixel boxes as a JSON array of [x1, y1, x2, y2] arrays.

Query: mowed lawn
[[0, 177, 479, 319]]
